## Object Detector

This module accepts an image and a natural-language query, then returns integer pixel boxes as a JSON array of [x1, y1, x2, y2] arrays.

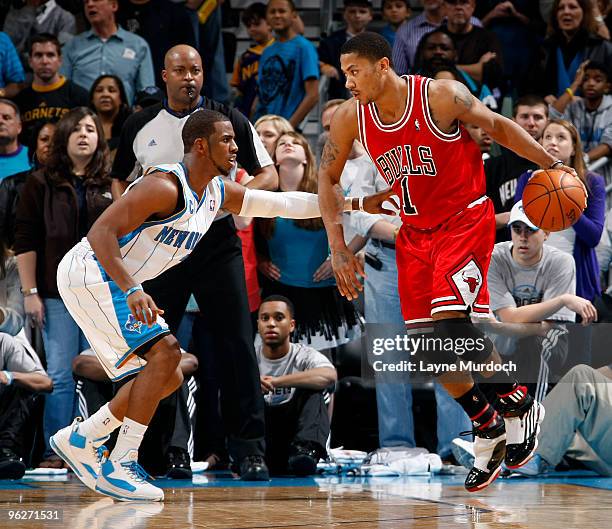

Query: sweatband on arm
[[239, 189, 323, 218]]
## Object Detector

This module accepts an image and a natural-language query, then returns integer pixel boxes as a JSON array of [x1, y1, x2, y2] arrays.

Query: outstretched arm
[[222, 178, 396, 219], [222, 179, 323, 218], [430, 80, 576, 175]]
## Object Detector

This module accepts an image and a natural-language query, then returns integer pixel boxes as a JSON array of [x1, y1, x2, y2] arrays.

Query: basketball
[[521, 169, 587, 232]]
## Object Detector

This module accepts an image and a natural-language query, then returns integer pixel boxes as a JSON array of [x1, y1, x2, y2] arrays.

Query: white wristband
[[2, 370, 13, 385], [358, 196, 365, 212]]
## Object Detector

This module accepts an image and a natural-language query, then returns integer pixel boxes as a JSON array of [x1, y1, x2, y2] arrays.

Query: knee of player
[[151, 336, 182, 370], [433, 317, 493, 363]]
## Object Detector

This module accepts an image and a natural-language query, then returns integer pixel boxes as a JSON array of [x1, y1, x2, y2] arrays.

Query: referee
[[111, 45, 277, 480]]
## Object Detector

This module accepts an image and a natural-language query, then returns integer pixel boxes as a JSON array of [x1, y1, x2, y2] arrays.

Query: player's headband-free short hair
[[340, 31, 394, 69], [182, 109, 231, 152]]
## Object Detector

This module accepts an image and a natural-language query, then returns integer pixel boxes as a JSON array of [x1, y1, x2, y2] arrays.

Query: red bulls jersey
[[357, 75, 486, 230]]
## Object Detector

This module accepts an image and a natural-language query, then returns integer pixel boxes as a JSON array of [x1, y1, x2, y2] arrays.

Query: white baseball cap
[[508, 201, 539, 230]]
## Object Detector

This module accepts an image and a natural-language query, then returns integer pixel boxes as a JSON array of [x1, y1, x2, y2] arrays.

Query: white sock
[[78, 403, 122, 440], [110, 417, 148, 462]]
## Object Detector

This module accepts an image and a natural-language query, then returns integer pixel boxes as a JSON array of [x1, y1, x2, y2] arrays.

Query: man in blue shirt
[[257, 0, 319, 128], [0, 32, 25, 99], [0, 100, 31, 182], [61, 0, 155, 105]]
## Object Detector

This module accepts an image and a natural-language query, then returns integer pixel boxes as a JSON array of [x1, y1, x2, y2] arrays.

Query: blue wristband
[[125, 284, 143, 298], [2, 370, 13, 385]]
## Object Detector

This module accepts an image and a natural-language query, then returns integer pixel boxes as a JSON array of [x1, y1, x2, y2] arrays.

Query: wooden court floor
[[1, 472, 610, 529]]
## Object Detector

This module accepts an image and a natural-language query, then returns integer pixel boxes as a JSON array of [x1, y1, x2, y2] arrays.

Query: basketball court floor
[[2, 470, 610, 529]]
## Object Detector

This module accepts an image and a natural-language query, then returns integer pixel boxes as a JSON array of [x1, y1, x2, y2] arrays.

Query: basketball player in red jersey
[[318, 33, 578, 492]]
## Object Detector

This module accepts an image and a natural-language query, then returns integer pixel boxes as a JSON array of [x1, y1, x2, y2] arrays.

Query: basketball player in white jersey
[[49, 109, 391, 501]]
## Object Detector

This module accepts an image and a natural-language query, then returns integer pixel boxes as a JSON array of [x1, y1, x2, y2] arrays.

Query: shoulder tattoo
[[453, 82, 473, 110]]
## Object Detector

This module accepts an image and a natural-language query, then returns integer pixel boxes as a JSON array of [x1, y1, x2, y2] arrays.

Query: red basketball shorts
[[395, 197, 496, 331]]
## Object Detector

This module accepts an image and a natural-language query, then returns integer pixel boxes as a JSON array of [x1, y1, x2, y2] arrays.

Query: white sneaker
[[49, 417, 108, 491], [95, 450, 164, 502]]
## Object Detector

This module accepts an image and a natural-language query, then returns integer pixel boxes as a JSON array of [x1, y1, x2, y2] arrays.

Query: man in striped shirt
[[392, 0, 481, 75]]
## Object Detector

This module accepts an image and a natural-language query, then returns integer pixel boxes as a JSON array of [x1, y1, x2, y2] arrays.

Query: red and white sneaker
[[503, 397, 545, 469]]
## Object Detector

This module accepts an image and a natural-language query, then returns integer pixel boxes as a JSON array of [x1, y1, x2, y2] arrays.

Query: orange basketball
[[522, 169, 587, 232]]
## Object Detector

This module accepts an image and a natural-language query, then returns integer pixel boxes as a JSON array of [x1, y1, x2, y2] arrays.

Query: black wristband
[[549, 160, 564, 169]]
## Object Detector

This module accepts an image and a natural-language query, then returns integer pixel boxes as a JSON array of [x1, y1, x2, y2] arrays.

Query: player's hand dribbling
[[331, 247, 365, 301], [127, 290, 164, 327], [544, 163, 588, 200]]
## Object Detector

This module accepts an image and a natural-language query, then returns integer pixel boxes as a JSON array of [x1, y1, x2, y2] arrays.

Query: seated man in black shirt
[[485, 95, 548, 242], [13, 33, 88, 146]]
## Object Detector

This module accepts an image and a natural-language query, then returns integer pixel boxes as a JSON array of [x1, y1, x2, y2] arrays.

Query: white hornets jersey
[[114, 163, 225, 282], [73, 162, 225, 285]]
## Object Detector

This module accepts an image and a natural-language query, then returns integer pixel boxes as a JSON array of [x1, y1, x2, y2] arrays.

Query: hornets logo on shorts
[[125, 314, 143, 334]]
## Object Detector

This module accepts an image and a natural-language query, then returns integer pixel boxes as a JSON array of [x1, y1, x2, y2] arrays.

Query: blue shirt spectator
[[0, 32, 25, 98], [257, 0, 319, 128], [61, 27, 154, 106], [60, 0, 154, 105], [0, 100, 31, 182], [268, 218, 334, 288], [379, 0, 411, 48], [0, 146, 30, 182], [257, 35, 319, 124]]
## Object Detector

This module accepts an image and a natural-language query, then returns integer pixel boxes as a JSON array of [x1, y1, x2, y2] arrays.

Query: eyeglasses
[[511, 224, 539, 237]]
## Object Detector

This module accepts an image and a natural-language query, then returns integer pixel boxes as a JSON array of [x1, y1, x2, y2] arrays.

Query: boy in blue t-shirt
[[231, 3, 274, 119], [379, 0, 411, 48], [256, 0, 319, 128]]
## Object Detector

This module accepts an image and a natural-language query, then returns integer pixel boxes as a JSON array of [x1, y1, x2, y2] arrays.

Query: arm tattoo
[[321, 138, 340, 169], [453, 82, 473, 110]]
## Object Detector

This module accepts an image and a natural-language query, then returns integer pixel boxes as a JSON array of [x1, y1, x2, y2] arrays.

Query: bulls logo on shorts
[[450, 259, 483, 307]]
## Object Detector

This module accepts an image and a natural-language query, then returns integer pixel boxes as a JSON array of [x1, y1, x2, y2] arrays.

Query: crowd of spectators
[[0, 0, 610, 480]]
